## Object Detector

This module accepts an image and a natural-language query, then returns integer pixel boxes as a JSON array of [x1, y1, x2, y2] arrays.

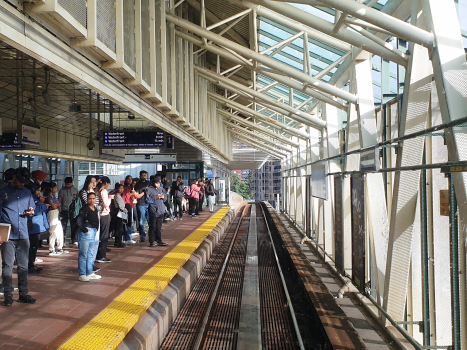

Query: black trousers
[[189, 198, 199, 215], [2, 239, 29, 297], [198, 194, 204, 212], [173, 197, 183, 218], [148, 212, 164, 245], [61, 211, 79, 243], [28, 233, 41, 269], [113, 217, 125, 245], [97, 215, 110, 260]]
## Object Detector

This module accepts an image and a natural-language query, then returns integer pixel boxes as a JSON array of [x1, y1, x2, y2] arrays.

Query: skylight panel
[[289, 4, 335, 23]]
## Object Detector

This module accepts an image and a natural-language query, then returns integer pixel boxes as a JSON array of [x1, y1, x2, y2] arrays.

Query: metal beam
[[230, 133, 288, 158], [208, 92, 310, 139], [175, 29, 348, 110], [185, 0, 249, 47], [314, 0, 434, 48], [196, 66, 326, 129], [167, 14, 357, 103], [238, 0, 409, 67], [218, 109, 300, 147], [225, 121, 292, 152]]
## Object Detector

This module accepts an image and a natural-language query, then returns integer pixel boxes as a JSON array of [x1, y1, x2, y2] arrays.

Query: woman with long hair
[[111, 183, 127, 248], [79, 175, 100, 208], [122, 175, 137, 244], [44, 182, 68, 256], [95, 177, 113, 263]]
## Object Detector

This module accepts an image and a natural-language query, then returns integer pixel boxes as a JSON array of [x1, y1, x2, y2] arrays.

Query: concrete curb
[[116, 205, 244, 350]]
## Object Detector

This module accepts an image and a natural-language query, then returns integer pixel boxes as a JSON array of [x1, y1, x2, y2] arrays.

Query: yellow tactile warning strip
[[59, 207, 231, 350]]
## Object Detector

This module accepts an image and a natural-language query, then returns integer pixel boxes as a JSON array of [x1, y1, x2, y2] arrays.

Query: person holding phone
[[76, 193, 101, 282], [0, 167, 37, 306], [145, 176, 168, 247]]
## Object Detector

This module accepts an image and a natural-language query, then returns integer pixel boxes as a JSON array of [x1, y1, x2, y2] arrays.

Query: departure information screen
[[103, 130, 165, 148], [0, 133, 24, 149]]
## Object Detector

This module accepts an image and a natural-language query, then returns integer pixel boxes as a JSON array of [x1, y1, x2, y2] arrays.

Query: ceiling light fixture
[[128, 112, 135, 120]]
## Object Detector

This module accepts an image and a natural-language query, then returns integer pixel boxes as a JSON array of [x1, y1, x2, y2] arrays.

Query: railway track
[[160, 203, 330, 350]]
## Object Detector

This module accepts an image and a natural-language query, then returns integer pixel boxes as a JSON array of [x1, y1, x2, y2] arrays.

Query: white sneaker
[[57, 250, 70, 255], [87, 273, 102, 280], [73, 242, 79, 246], [35, 258, 43, 263], [79, 275, 90, 282], [49, 251, 61, 256], [126, 240, 136, 244]]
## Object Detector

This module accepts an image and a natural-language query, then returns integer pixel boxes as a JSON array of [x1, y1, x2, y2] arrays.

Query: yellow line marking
[[59, 207, 231, 350]]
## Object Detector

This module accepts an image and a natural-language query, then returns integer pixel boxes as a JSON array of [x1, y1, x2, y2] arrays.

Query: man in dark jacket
[[205, 179, 216, 213], [0, 167, 37, 306], [171, 176, 185, 220], [145, 176, 168, 247], [58, 177, 79, 244]]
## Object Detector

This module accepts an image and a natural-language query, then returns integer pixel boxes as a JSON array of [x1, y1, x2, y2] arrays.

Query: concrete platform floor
[[0, 207, 222, 350]]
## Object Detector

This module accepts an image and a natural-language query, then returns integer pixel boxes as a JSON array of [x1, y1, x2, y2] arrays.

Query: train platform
[[0, 206, 233, 350]]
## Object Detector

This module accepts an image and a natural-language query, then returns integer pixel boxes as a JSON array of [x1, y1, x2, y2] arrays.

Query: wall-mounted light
[[128, 112, 135, 120]]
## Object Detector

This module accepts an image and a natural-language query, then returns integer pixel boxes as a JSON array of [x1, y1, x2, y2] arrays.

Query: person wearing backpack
[[58, 177, 79, 245], [171, 176, 184, 220]]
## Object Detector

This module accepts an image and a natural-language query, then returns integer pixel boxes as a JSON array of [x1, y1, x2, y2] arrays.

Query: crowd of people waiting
[[0, 167, 217, 305]]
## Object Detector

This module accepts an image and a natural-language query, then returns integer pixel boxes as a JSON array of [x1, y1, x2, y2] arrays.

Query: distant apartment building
[[232, 169, 251, 182], [252, 160, 281, 208]]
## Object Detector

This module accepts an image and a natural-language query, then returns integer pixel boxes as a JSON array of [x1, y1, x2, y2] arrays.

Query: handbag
[[117, 210, 128, 221]]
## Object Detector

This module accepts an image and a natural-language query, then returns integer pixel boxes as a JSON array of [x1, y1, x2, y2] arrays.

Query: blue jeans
[[124, 226, 133, 241], [78, 228, 96, 276], [137, 205, 149, 239]]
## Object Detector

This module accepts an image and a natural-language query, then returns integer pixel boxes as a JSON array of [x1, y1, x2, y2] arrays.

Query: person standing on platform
[[44, 182, 68, 256], [171, 176, 184, 220], [112, 183, 127, 248], [198, 178, 205, 213], [0, 167, 37, 306], [58, 177, 79, 245], [76, 192, 101, 282], [122, 175, 136, 244], [189, 179, 200, 218], [206, 179, 216, 213], [134, 171, 150, 242], [28, 183, 48, 273], [146, 176, 168, 247], [162, 175, 173, 222], [96, 177, 113, 263]]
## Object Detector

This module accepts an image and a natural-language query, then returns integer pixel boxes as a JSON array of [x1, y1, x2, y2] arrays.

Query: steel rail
[[260, 203, 305, 350], [192, 205, 249, 350]]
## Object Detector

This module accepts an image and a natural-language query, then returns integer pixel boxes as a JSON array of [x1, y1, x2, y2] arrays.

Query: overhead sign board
[[20, 124, 40, 146], [0, 133, 24, 149], [103, 130, 165, 148], [123, 154, 177, 164]]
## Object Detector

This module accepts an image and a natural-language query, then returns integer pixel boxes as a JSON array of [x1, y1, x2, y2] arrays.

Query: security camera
[[87, 139, 95, 151]]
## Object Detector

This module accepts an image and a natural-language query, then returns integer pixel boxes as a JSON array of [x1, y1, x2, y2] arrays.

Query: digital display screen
[[102, 130, 165, 148], [0, 133, 24, 149]]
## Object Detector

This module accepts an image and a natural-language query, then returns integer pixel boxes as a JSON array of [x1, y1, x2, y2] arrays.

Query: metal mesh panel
[[58, 0, 87, 28], [97, 0, 116, 52], [155, 0, 162, 96], [166, 28, 172, 106], [141, 0, 150, 85], [123, 0, 136, 71], [175, 38, 181, 113]]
